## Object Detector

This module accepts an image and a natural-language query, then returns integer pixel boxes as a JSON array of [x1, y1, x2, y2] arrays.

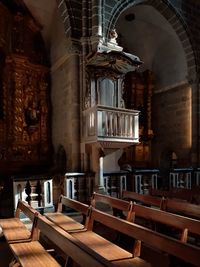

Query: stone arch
[[104, 0, 197, 81], [56, 0, 72, 37], [56, 0, 83, 39]]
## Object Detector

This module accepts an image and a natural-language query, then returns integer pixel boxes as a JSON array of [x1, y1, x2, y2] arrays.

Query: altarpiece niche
[[120, 70, 154, 168]]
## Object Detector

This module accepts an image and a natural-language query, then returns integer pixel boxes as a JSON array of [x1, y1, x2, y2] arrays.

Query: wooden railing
[[83, 105, 139, 147], [64, 172, 95, 202], [169, 168, 193, 189], [64, 170, 161, 200], [103, 171, 128, 198], [12, 176, 54, 213]]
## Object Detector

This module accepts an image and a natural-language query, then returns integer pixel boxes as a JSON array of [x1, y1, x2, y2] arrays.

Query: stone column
[[91, 143, 106, 193]]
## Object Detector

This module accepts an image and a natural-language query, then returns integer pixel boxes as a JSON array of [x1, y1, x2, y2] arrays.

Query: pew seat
[[45, 212, 85, 232], [0, 200, 38, 243], [72, 231, 151, 267], [45, 195, 89, 233], [9, 241, 61, 267], [0, 218, 31, 242], [72, 230, 133, 261]]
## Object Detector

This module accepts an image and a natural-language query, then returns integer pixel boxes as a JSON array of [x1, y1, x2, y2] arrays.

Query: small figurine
[[109, 28, 118, 44]]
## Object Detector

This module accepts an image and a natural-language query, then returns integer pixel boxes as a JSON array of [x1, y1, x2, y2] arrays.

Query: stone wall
[[152, 83, 192, 168]]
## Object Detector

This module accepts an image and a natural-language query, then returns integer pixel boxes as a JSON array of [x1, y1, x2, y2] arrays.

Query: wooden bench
[[162, 197, 200, 220], [71, 207, 200, 267], [0, 200, 39, 243], [1, 199, 148, 267], [123, 190, 200, 220], [45, 195, 90, 232], [0, 200, 61, 267], [91, 192, 133, 221], [71, 208, 151, 267], [130, 201, 200, 243], [9, 241, 61, 267], [92, 193, 200, 244], [36, 213, 119, 267], [150, 188, 193, 202], [122, 190, 163, 208], [8, 204, 117, 267]]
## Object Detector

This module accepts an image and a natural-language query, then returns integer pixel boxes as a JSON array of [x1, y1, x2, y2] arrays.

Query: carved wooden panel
[[1, 55, 51, 163], [12, 12, 47, 65], [0, 2, 51, 173], [0, 3, 11, 52], [121, 70, 155, 167]]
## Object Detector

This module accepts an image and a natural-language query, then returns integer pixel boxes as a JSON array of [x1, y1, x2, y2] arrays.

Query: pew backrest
[[16, 200, 38, 221], [131, 202, 200, 242], [87, 207, 200, 267], [57, 195, 89, 216], [0, 200, 39, 242], [151, 188, 193, 202], [162, 198, 200, 220], [91, 192, 133, 221], [37, 213, 114, 267], [122, 190, 163, 208]]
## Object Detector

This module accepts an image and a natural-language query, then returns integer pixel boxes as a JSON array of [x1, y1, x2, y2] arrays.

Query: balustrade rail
[[12, 176, 53, 213], [83, 105, 139, 144], [65, 173, 95, 203]]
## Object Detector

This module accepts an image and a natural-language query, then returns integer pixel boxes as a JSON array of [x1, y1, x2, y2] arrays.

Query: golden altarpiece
[[0, 4, 51, 175], [0, 2, 52, 218], [0, 2, 53, 217]]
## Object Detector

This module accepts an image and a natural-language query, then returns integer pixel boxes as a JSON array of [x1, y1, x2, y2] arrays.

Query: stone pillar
[[190, 76, 200, 166], [91, 144, 106, 193]]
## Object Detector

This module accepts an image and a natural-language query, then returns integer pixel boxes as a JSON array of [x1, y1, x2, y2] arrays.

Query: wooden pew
[[7, 204, 115, 267], [122, 190, 200, 220], [150, 188, 193, 202], [0, 200, 61, 267], [36, 213, 123, 267], [0, 200, 39, 243], [131, 202, 200, 243], [9, 241, 61, 267], [122, 190, 163, 208], [6, 202, 149, 267], [45, 193, 133, 235], [45, 195, 90, 232], [71, 207, 200, 267], [162, 197, 200, 220], [91, 193, 200, 244], [91, 192, 133, 221], [71, 206, 151, 267]]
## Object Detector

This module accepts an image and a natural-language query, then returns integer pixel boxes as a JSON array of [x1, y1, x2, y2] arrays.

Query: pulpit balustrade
[[83, 105, 139, 147]]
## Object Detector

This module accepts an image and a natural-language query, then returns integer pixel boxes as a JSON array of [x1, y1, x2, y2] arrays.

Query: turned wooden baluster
[[25, 180, 31, 205], [36, 180, 42, 207]]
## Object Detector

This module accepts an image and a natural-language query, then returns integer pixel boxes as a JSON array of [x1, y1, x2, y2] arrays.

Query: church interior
[[0, 0, 200, 266]]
